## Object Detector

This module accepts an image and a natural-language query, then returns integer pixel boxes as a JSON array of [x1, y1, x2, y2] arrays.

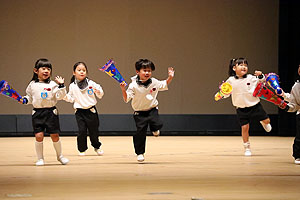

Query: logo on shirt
[[41, 92, 48, 99], [150, 88, 156, 94], [87, 86, 94, 95], [41, 88, 51, 99]]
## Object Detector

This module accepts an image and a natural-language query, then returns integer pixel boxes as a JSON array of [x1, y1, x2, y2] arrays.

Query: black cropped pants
[[133, 107, 163, 155]]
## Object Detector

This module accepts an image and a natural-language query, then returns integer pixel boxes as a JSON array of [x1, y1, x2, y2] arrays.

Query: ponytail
[[228, 58, 237, 76], [70, 75, 75, 84]]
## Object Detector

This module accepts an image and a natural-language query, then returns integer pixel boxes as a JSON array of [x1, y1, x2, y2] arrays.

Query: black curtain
[[278, 0, 300, 136]]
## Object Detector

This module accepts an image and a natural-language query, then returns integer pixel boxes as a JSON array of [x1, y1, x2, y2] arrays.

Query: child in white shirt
[[23, 58, 69, 166], [281, 65, 300, 164], [221, 58, 272, 156], [120, 59, 174, 162], [64, 62, 104, 156]]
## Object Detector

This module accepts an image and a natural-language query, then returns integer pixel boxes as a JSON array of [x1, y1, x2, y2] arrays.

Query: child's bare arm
[[120, 82, 127, 102], [166, 67, 175, 85]]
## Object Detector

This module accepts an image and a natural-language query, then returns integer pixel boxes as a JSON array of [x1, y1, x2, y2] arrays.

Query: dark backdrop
[[278, 0, 300, 136]]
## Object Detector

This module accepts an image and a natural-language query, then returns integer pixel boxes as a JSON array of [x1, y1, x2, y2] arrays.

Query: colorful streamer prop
[[265, 73, 283, 95], [214, 82, 232, 101], [0, 80, 24, 103], [99, 59, 127, 86], [253, 82, 287, 109]]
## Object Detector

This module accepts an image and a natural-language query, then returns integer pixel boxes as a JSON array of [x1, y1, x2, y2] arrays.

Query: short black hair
[[135, 59, 155, 71]]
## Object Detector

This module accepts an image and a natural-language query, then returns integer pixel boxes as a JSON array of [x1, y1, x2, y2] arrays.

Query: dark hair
[[135, 59, 155, 71], [31, 58, 52, 82], [70, 61, 88, 84], [228, 57, 248, 76]]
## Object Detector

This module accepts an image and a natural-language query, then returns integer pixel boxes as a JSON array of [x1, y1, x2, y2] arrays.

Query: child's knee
[[50, 133, 60, 142], [35, 132, 44, 142]]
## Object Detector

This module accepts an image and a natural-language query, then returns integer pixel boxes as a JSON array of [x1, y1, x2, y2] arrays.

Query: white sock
[[35, 141, 44, 160], [243, 142, 250, 149], [53, 140, 62, 158]]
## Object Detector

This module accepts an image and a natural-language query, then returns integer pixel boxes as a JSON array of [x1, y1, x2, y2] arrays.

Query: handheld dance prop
[[265, 73, 283, 95], [253, 82, 287, 109], [0, 80, 24, 103], [99, 59, 127, 86], [214, 82, 232, 101]]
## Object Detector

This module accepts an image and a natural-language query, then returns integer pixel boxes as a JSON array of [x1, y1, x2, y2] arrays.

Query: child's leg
[[149, 108, 163, 137], [133, 113, 148, 155], [51, 133, 60, 156], [252, 103, 271, 132], [35, 132, 44, 164], [51, 133, 69, 165], [75, 111, 88, 153], [293, 114, 300, 160], [242, 124, 252, 156], [261, 118, 270, 124], [260, 118, 272, 132], [86, 110, 103, 155], [86, 109, 101, 150], [241, 124, 250, 143], [133, 129, 147, 155]]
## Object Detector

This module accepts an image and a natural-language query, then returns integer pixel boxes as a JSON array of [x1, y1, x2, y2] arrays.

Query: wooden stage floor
[[0, 136, 299, 200]]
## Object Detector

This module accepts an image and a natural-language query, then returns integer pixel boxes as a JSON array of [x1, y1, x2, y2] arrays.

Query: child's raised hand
[[55, 76, 65, 84], [168, 67, 175, 77], [120, 82, 126, 90], [254, 70, 263, 76]]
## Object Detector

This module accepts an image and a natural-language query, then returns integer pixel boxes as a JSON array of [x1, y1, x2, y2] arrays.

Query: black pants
[[293, 114, 300, 159], [133, 107, 163, 155], [75, 106, 101, 152]]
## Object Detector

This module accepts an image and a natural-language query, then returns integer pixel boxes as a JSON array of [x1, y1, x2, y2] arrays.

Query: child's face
[[74, 64, 87, 81], [136, 67, 152, 82], [233, 63, 248, 77], [34, 67, 51, 81]]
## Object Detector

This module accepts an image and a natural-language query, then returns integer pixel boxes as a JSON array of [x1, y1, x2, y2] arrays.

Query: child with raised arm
[[120, 59, 174, 162], [220, 58, 272, 156], [64, 62, 104, 156], [23, 58, 69, 166], [281, 65, 300, 164]]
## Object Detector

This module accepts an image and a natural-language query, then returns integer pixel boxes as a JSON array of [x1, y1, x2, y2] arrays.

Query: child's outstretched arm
[[63, 87, 75, 103], [214, 81, 232, 101], [120, 82, 128, 102], [281, 90, 300, 112], [22, 83, 33, 105], [166, 67, 175, 85]]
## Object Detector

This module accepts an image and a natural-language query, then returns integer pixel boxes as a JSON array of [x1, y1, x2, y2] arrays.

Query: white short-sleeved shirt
[[225, 75, 264, 108], [64, 78, 104, 109], [25, 80, 66, 108], [126, 76, 168, 111]]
